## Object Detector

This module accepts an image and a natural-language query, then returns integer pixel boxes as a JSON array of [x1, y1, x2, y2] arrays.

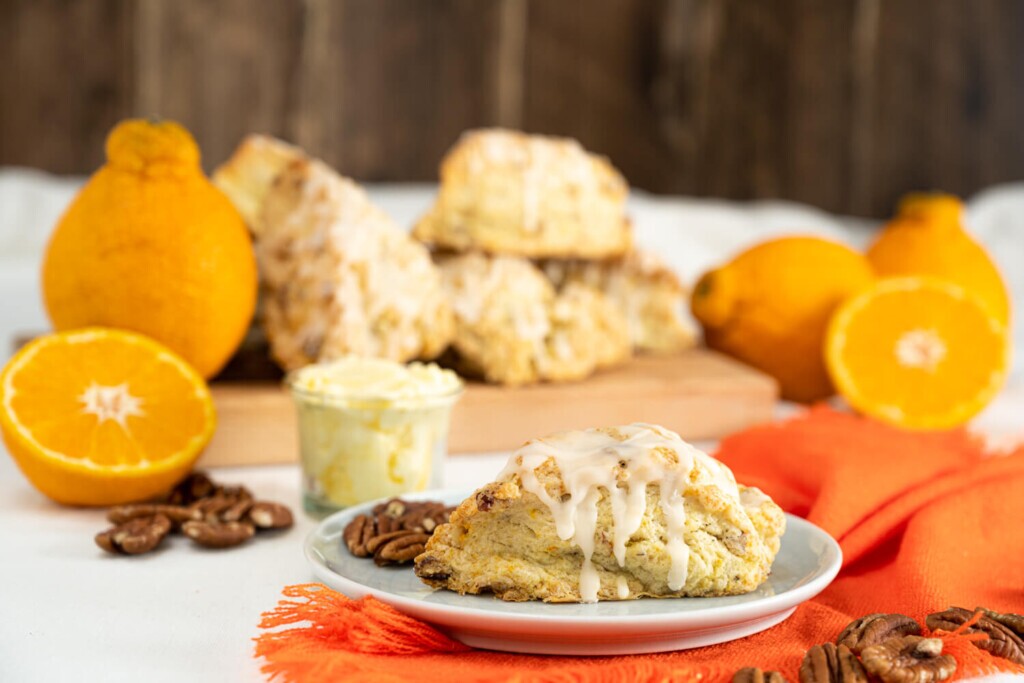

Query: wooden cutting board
[[198, 350, 777, 467]]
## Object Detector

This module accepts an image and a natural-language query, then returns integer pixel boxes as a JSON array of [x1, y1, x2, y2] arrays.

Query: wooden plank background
[[1, 0, 1022, 217]]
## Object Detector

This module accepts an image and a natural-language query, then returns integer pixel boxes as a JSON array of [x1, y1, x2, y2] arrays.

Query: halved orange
[[0, 328, 216, 505], [826, 277, 1010, 430]]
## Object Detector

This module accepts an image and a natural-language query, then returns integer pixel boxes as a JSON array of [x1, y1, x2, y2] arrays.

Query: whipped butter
[[498, 424, 741, 603], [289, 357, 461, 513]]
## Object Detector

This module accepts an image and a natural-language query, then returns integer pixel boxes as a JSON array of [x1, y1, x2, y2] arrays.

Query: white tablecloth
[[1, 169, 1022, 681]]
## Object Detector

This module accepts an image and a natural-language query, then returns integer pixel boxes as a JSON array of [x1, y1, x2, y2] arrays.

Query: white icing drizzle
[[462, 129, 603, 235], [498, 423, 740, 603], [616, 576, 630, 600]]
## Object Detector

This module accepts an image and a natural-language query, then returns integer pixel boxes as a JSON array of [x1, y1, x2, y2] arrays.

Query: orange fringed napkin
[[256, 407, 1024, 682]]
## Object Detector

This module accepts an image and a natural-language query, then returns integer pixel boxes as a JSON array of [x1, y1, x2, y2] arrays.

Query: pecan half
[[926, 606, 1024, 665], [374, 532, 430, 566], [837, 613, 921, 654], [381, 499, 407, 517], [400, 504, 452, 533], [107, 504, 200, 528], [218, 485, 254, 502], [220, 498, 253, 523], [861, 636, 956, 683], [190, 485, 254, 522], [181, 520, 255, 549], [96, 514, 173, 555], [413, 555, 450, 582], [247, 501, 294, 530], [375, 510, 399, 534], [978, 607, 1024, 639], [167, 472, 217, 505], [733, 667, 788, 683], [365, 529, 420, 555], [799, 643, 867, 683], [343, 514, 376, 557]]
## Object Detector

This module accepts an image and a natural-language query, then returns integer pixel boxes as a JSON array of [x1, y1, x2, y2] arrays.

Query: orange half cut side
[[825, 277, 1009, 430], [0, 328, 216, 505]]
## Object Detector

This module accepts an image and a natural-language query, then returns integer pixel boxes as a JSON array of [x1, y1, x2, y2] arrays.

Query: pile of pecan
[[343, 498, 454, 566], [95, 472, 293, 555], [732, 606, 1024, 683]]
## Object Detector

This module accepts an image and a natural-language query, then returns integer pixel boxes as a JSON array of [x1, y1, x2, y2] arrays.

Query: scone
[[414, 129, 632, 259], [415, 423, 785, 603], [542, 249, 697, 354], [214, 136, 453, 371], [436, 252, 631, 386], [212, 135, 304, 234]]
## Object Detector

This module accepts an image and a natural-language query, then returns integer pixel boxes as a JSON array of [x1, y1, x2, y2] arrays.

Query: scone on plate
[[541, 249, 697, 354], [414, 129, 632, 259], [214, 136, 453, 371], [436, 252, 631, 386], [415, 423, 785, 603]]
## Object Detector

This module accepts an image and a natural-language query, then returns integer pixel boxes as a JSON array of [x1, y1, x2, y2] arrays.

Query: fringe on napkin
[[929, 610, 1024, 680], [254, 583, 468, 681]]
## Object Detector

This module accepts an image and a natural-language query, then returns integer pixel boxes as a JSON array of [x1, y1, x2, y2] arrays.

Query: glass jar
[[287, 358, 462, 516]]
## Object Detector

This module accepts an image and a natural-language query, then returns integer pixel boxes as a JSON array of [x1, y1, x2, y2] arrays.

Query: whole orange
[[691, 236, 874, 403], [42, 119, 257, 378], [867, 193, 1011, 325]]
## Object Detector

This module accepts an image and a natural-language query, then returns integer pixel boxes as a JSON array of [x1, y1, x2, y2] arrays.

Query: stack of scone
[[416, 129, 694, 385], [213, 129, 694, 385]]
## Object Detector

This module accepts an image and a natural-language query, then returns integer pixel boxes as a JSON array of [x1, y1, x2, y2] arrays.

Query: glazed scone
[[414, 129, 632, 259], [436, 252, 631, 386], [415, 424, 785, 603], [214, 137, 453, 371], [542, 249, 697, 354], [213, 135, 305, 234]]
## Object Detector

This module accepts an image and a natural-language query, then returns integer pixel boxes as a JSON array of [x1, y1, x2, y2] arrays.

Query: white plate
[[305, 489, 842, 655]]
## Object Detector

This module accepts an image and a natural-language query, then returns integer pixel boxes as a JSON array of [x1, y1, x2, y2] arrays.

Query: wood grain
[[289, 0, 507, 180], [0, 0, 135, 174], [523, 0, 673, 194], [853, 0, 1024, 216], [197, 350, 777, 467], [2, 0, 1023, 216], [133, 0, 305, 172]]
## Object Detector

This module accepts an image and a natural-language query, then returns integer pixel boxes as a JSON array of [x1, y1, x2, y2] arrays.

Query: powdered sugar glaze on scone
[[541, 249, 697, 354], [435, 252, 630, 385], [414, 129, 632, 259], [415, 424, 784, 603]]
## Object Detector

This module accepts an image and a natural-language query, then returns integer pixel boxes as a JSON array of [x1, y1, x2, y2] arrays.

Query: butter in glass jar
[[287, 357, 462, 516]]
